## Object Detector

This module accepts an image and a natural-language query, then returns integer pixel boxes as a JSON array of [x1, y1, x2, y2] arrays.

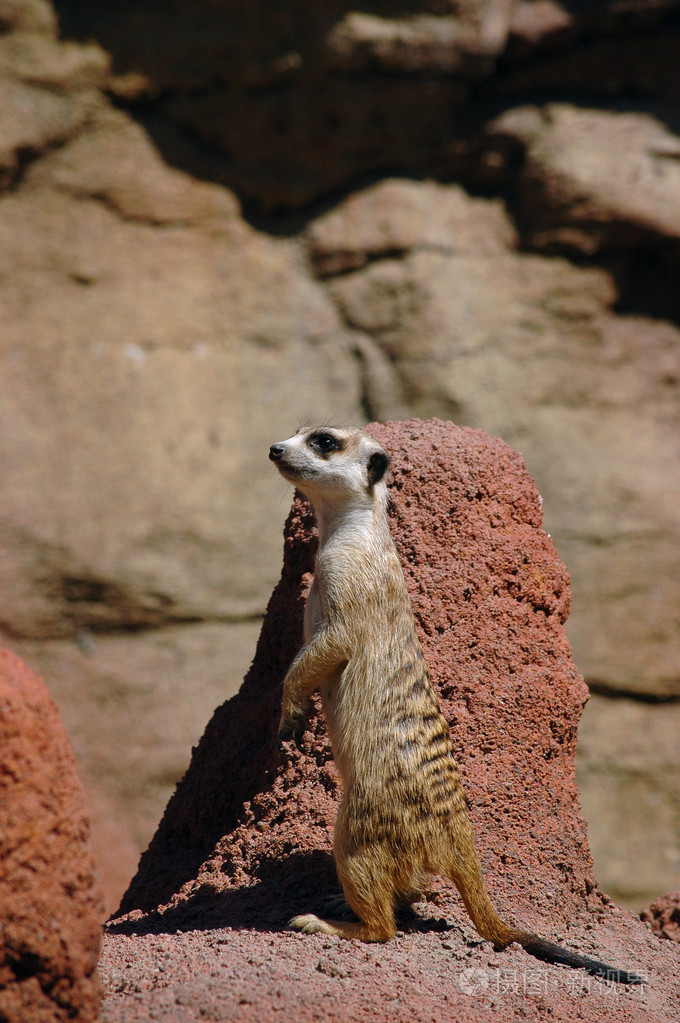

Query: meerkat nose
[[269, 444, 286, 461]]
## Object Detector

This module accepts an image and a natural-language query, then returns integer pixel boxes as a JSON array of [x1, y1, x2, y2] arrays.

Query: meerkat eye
[[310, 433, 340, 454]]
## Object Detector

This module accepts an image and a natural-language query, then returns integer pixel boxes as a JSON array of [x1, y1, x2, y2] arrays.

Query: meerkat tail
[[449, 844, 643, 984], [517, 933, 644, 985]]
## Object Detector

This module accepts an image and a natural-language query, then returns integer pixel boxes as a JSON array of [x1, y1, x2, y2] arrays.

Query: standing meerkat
[[269, 425, 642, 985]]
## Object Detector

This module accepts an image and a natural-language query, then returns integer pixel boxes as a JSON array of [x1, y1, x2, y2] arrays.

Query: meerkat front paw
[[277, 708, 307, 750], [289, 913, 332, 934]]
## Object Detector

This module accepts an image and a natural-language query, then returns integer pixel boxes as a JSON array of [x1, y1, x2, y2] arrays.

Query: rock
[[0, 1, 106, 189], [576, 695, 680, 910], [53, 1, 680, 210], [0, 78, 100, 189], [507, 0, 574, 53], [308, 177, 517, 277], [25, 105, 238, 224], [0, 646, 102, 1022], [105, 419, 678, 1021], [489, 104, 680, 255], [641, 891, 680, 943], [53, 0, 502, 209], [0, 106, 363, 638], [0, 30, 109, 91], [324, 5, 513, 76], [0, 0, 56, 36]]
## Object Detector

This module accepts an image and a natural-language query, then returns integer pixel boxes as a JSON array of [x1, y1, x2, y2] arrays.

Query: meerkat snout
[[269, 444, 286, 462]]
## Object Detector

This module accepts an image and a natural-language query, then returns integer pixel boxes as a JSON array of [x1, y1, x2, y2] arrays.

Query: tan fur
[[268, 426, 641, 983]]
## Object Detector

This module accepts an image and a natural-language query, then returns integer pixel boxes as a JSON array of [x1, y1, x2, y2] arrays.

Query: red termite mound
[[118, 418, 597, 932], [0, 647, 103, 1023]]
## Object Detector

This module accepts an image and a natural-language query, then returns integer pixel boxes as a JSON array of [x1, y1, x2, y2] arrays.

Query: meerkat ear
[[367, 449, 390, 486]]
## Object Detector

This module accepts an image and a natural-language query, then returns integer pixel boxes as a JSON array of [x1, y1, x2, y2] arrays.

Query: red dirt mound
[[641, 892, 680, 943]]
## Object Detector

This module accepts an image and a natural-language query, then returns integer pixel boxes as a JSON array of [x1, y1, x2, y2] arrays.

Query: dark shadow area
[[50, 1, 680, 223], [608, 244, 680, 325], [113, 684, 282, 916], [108, 850, 337, 937], [108, 849, 453, 938]]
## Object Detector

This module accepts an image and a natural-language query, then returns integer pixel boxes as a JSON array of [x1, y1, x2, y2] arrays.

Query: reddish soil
[[102, 419, 680, 1021]]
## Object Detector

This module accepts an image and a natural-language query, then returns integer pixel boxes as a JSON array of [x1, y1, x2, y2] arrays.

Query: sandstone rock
[[308, 177, 516, 277], [0, 119, 363, 638], [324, 3, 514, 76], [0, 0, 56, 35], [53, 1, 495, 208], [489, 104, 680, 255], [641, 891, 680, 943], [0, 0, 105, 189], [0, 31, 109, 90], [107, 419, 676, 1021], [507, 0, 574, 52], [310, 179, 680, 702], [0, 646, 102, 1022], [53, 1, 680, 210], [0, 78, 99, 188], [576, 694, 680, 911], [25, 105, 239, 224]]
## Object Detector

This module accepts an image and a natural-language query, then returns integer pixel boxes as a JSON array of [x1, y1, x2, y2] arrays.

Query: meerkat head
[[269, 426, 390, 509]]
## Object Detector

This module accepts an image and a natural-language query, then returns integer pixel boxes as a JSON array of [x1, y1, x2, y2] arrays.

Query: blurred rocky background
[[1, 0, 678, 917]]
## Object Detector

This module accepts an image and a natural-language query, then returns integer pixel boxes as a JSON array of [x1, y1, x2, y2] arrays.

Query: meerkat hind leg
[[290, 858, 397, 942]]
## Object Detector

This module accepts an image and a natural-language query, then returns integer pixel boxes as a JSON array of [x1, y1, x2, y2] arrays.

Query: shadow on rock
[[109, 848, 454, 940], [110, 850, 334, 936]]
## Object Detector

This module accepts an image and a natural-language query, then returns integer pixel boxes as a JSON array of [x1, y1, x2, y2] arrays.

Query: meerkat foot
[[289, 913, 335, 935], [289, 912, 396, 942]]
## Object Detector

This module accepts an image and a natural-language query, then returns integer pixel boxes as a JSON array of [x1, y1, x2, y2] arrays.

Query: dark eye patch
[[309, 432, 343, 455]]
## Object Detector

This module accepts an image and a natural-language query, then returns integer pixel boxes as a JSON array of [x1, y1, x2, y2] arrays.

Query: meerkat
[[268, 425, 642, 985]]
